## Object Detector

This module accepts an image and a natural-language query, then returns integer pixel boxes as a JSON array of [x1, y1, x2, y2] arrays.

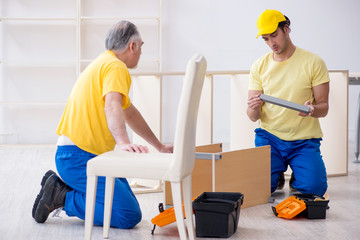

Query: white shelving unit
[[0, 0, 162, 144]]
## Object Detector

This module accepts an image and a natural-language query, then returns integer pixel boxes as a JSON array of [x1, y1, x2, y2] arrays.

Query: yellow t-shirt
[[56, 50, 132, 155], [249, 47, 330, 140]]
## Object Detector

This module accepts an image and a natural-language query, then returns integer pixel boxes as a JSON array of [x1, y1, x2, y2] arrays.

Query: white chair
[[84, 53, 207, 240]]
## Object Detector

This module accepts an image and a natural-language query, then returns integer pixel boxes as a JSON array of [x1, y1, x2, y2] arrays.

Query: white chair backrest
[[166, 54, 207, 181]]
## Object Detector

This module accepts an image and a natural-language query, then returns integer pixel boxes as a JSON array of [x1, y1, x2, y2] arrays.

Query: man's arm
[[105, 92, 148, 152], [247, 90, 263, 122], [104, 92, 172, 153], [123, 103, 172, 153], [298, 82, 329, 118]]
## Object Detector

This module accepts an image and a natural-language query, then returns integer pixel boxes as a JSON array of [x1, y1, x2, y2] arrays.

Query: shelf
[[0, 102, 66, 106], [0, 0, 162, 145], [80, 16, 159, 21], [0, 133, 15, 136], [0, 17, 159, 22], [0, 17, 76, 21], [1, 60, 76, 67]]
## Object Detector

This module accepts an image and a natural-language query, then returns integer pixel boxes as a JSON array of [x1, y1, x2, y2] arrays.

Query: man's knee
[[111, 207, 142, 229], [296, 179, 327, 196]]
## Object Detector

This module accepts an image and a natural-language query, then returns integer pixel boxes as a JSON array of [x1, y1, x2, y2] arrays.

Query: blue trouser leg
[[255, 128, 328, 196], [287, 139, 328, 196], [55, 145, 142, 229], [255, 129, 288, 193]]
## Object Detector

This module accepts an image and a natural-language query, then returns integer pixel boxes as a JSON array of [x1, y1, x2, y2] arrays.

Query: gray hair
[[105, 21, 141, 52]]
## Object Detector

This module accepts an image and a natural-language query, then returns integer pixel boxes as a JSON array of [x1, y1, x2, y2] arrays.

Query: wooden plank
[[215, 146, 271, 208], [165, 144, 222, 205], [165, 144, 271, 209], [195, 143, 222, 153]]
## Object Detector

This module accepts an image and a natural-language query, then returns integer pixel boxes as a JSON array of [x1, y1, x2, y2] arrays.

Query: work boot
[[34, 174, 72, 223], [289, 173, 296, 191], [276, 172, 285, 190], [32, 170, 56, 218]]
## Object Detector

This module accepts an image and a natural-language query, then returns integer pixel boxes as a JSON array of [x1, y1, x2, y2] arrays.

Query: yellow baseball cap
[[256, 9, 286, 39]]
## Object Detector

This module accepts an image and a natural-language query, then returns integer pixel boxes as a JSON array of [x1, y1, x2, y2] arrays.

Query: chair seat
[[87, 150, 179, 181]]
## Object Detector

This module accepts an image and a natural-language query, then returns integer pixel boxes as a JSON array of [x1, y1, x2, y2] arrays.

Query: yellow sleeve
[[249, 61, 263, 91], [102, 67, 132, 109], [312, 56, 330, 87]]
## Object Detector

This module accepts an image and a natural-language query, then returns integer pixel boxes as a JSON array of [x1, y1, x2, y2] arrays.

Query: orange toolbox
[[151, 198, 195, 234], [272, 196, 306, 219]]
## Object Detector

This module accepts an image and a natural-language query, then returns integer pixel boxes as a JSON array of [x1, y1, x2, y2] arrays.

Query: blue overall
[[55, 145, 142, 229], [255, 128, 328, 196]]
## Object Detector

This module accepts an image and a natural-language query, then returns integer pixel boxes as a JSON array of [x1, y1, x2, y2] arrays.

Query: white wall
[[1, 0, 359, 145], [160, 0, 360, 144], [162, 0, 360, 71]]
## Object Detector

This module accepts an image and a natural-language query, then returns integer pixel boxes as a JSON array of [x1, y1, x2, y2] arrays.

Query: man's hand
[[299, 82, 329, 118], [159, 144, 174, 153], [298, 100, 315, 117], [247, 91, 263, 122], [119, 143, 149, 153], [247, 94, 263, 111]]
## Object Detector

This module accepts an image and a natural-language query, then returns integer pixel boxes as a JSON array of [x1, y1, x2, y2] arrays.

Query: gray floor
[[0, 140, 359, 240]]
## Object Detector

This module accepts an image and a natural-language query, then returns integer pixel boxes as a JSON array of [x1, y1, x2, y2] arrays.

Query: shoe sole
[[32, 170, 56, 218]]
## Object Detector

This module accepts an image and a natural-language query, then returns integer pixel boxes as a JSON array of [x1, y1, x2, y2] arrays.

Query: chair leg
[[171, 181, 187, 240], [103, 176, 115, 239], [183, 175, 195, 240], [85, 175, 98, 240]]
